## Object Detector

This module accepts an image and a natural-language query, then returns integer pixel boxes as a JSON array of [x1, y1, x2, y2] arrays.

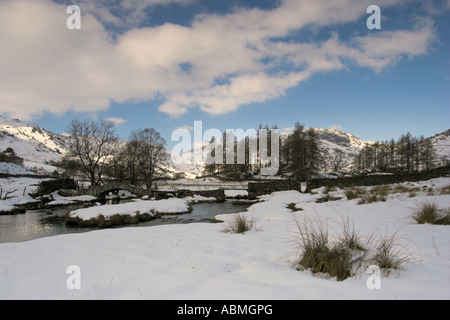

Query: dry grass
[[294, 214, 418, 281], [368, 229, 421, 276], [223, 213, 255, 234], [286, 202, 303, 212], [294, 215, 367, 281], [411, 202, 450, 225], [315, 194, 343, 203], [439, 184, 450, 195]]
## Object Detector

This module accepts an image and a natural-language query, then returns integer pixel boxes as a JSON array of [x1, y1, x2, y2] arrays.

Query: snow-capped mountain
[[430, 128, 450, 163], [313, 128, 373, 156], [312, 128, 373, 172], [0, 114, 448, 177], [0, 115, 69, 172]]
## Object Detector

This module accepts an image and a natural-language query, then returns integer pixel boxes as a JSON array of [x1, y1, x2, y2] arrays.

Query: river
[[0, 200, 251, 244]]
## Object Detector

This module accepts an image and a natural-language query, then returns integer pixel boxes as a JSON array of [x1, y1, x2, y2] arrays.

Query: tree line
[[354, 132, 441, 173], [62, 118, 166, 189], [60, 118, 442, 188], [203, 122, 322, 181], [200, 124, 443, 178]]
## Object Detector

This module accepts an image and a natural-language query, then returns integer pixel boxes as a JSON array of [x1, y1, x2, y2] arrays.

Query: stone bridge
[[81, 182, 149, 199], [80, 182, 226, 202]]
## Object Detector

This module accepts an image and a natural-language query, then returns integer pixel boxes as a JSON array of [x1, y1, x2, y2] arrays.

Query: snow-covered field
[[0, 163, 34, 175], [0, 178, 449, 300], [0, 177, 44, 213]]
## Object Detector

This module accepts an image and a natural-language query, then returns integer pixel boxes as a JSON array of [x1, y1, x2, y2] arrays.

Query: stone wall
[[247, 166, 450, 198], [248, 180, 302, 199], [305, 165, 450, 192], [31, 178, 76, 197]]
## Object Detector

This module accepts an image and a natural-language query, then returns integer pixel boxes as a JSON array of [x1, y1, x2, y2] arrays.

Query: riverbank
[[0, 177, 449, 299]]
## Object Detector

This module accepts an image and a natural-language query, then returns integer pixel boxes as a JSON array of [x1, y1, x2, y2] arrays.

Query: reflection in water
[[0, 206, 91, 244], [0, 200, 251, 244]]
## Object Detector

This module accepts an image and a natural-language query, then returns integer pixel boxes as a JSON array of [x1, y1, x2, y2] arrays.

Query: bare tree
[[134, 128, 167, 191], [123, 132, 141, 185], [65, 118, 118, 186], [330, 150, 349, 172]]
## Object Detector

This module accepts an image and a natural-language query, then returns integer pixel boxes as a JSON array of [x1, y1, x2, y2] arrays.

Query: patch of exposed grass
[[368, 229, 419, 276], [223, 213, 255, 234], [295, 215, 367, 281], [315, 194, 343, 203], [345, 183, 434, 203], [357, 193, 386, 204], [294, 214, 418, 281], [440, 184, 450, 195], [286, 202, 303, 212], [356, 186, 389, 204], [323, 186, 336, 194], [345, 187, 366, 200], [411, 202, 450, 225]]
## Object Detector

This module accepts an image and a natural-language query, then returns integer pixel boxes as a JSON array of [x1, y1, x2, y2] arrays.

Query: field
[[0, 177, 449, 299]]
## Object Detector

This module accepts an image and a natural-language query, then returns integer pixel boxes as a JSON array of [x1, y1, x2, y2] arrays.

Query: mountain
[[311, 128, 373, 171], [313, 128, 372, 156], [0, 115, 69, 173], [430, 128, 450, 163], [0, 115, 449, 177], [168, 127, 374, 177]]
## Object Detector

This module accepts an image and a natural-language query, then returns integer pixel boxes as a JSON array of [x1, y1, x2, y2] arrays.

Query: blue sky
[[0, 0, 449, 149]]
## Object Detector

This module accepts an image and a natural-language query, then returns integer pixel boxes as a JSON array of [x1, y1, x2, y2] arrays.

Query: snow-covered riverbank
[[0, 178, 449, 299]]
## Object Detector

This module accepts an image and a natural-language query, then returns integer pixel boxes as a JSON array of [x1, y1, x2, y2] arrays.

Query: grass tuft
[[286, 202, 303, 212], [294, 214, 418, 281], [368, 229, 420, 276], [294, 215, 367, 281], [223, 213, 255, 234], [315, 194, 343, 203], [411, 202, 450, 225]]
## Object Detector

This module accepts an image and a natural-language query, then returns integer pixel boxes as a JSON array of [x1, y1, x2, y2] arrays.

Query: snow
[[0, 116, 67, 173], [183, 194, 217, 203], [46, 192, 97, 206], [0, 178, 449, 299], [68, 198, 192, 220], [0, 162, 33, 175], [224, 190, 248, 198], [0, 177, 43, 212]]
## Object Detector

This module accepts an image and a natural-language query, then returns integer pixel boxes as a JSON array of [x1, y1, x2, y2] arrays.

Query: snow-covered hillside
[[313, 128, 373, 157], [430, 129, 450, 163], [0, 115, 68, 172]]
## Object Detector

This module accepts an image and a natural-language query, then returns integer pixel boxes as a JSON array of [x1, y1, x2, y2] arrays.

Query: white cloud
[[0, 0, 437, 120], [176, 125, 194, 131], [105, 117, 128, 125]]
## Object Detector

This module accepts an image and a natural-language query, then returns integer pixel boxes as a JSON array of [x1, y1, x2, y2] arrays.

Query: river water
[[0, 200, 251, 244]]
